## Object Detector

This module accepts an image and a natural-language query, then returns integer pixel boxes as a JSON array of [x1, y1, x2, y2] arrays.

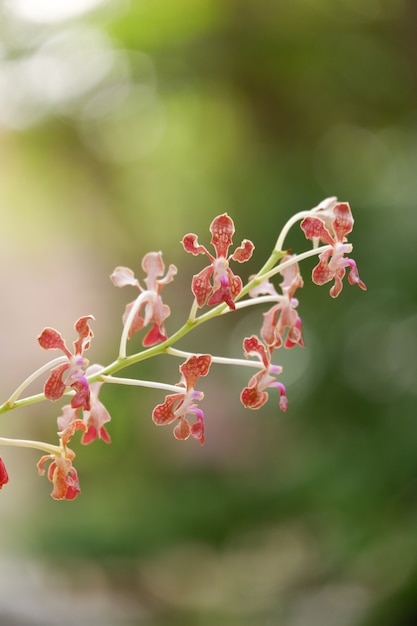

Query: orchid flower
[[0, 457, 8, 489], [182, 213, 254, 310], [250, 255, 304, 349], [301, 201, 367, 298], [38, 315, 94, 410], [37, 448, 80, 501], [240, 336, 288, 411], [152, 354, 212, 444], [111, 251, 177, 346]]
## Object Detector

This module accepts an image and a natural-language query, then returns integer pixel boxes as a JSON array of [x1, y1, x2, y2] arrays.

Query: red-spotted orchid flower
[[37, 448, 80, 501], [152, 354, 212, 445], [38, 316, 94, 410], [57, 404, 87, 447], [0, 457, 9, 489], [240, 336, 288, 412], [111, 251, 177, 346], [301, 201, 367, 298], [55, 365, 111, 446], [182, 213, 254, 310], [249, 255, 304, 349], [81, 364, 112, 445]]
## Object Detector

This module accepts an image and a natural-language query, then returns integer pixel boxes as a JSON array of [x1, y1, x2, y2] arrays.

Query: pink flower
[[111, 251, 177, 346], [301, 201, 367, 298], [55, 366, 111, 446], [37, 449, 80, 501], [81, 365, 112, 445], [152, 354, 212, 444], [240, 336, 288, 411], [38, 316, 94, 410], [250, 255, 304, 349], [57, 404, 87, 447], [0, 457, 9, 489], [182, 213, 254, 310]]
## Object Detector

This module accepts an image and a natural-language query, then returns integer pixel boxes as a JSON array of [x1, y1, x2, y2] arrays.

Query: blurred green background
[[1, 0, 416, 624]]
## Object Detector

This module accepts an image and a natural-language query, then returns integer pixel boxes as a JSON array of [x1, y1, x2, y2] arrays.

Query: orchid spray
[[0, 198, 366, 500]]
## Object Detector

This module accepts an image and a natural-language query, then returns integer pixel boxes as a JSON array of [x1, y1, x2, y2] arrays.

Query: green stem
[[273, 210, 313, 253]]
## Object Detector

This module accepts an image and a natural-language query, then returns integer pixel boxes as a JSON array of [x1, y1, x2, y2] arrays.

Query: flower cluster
[[35, 325, 112, 499], [0, 199, 366, 500]]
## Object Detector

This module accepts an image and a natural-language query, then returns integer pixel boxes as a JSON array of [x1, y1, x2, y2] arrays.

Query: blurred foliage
[[1, 0, 417, 624]]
